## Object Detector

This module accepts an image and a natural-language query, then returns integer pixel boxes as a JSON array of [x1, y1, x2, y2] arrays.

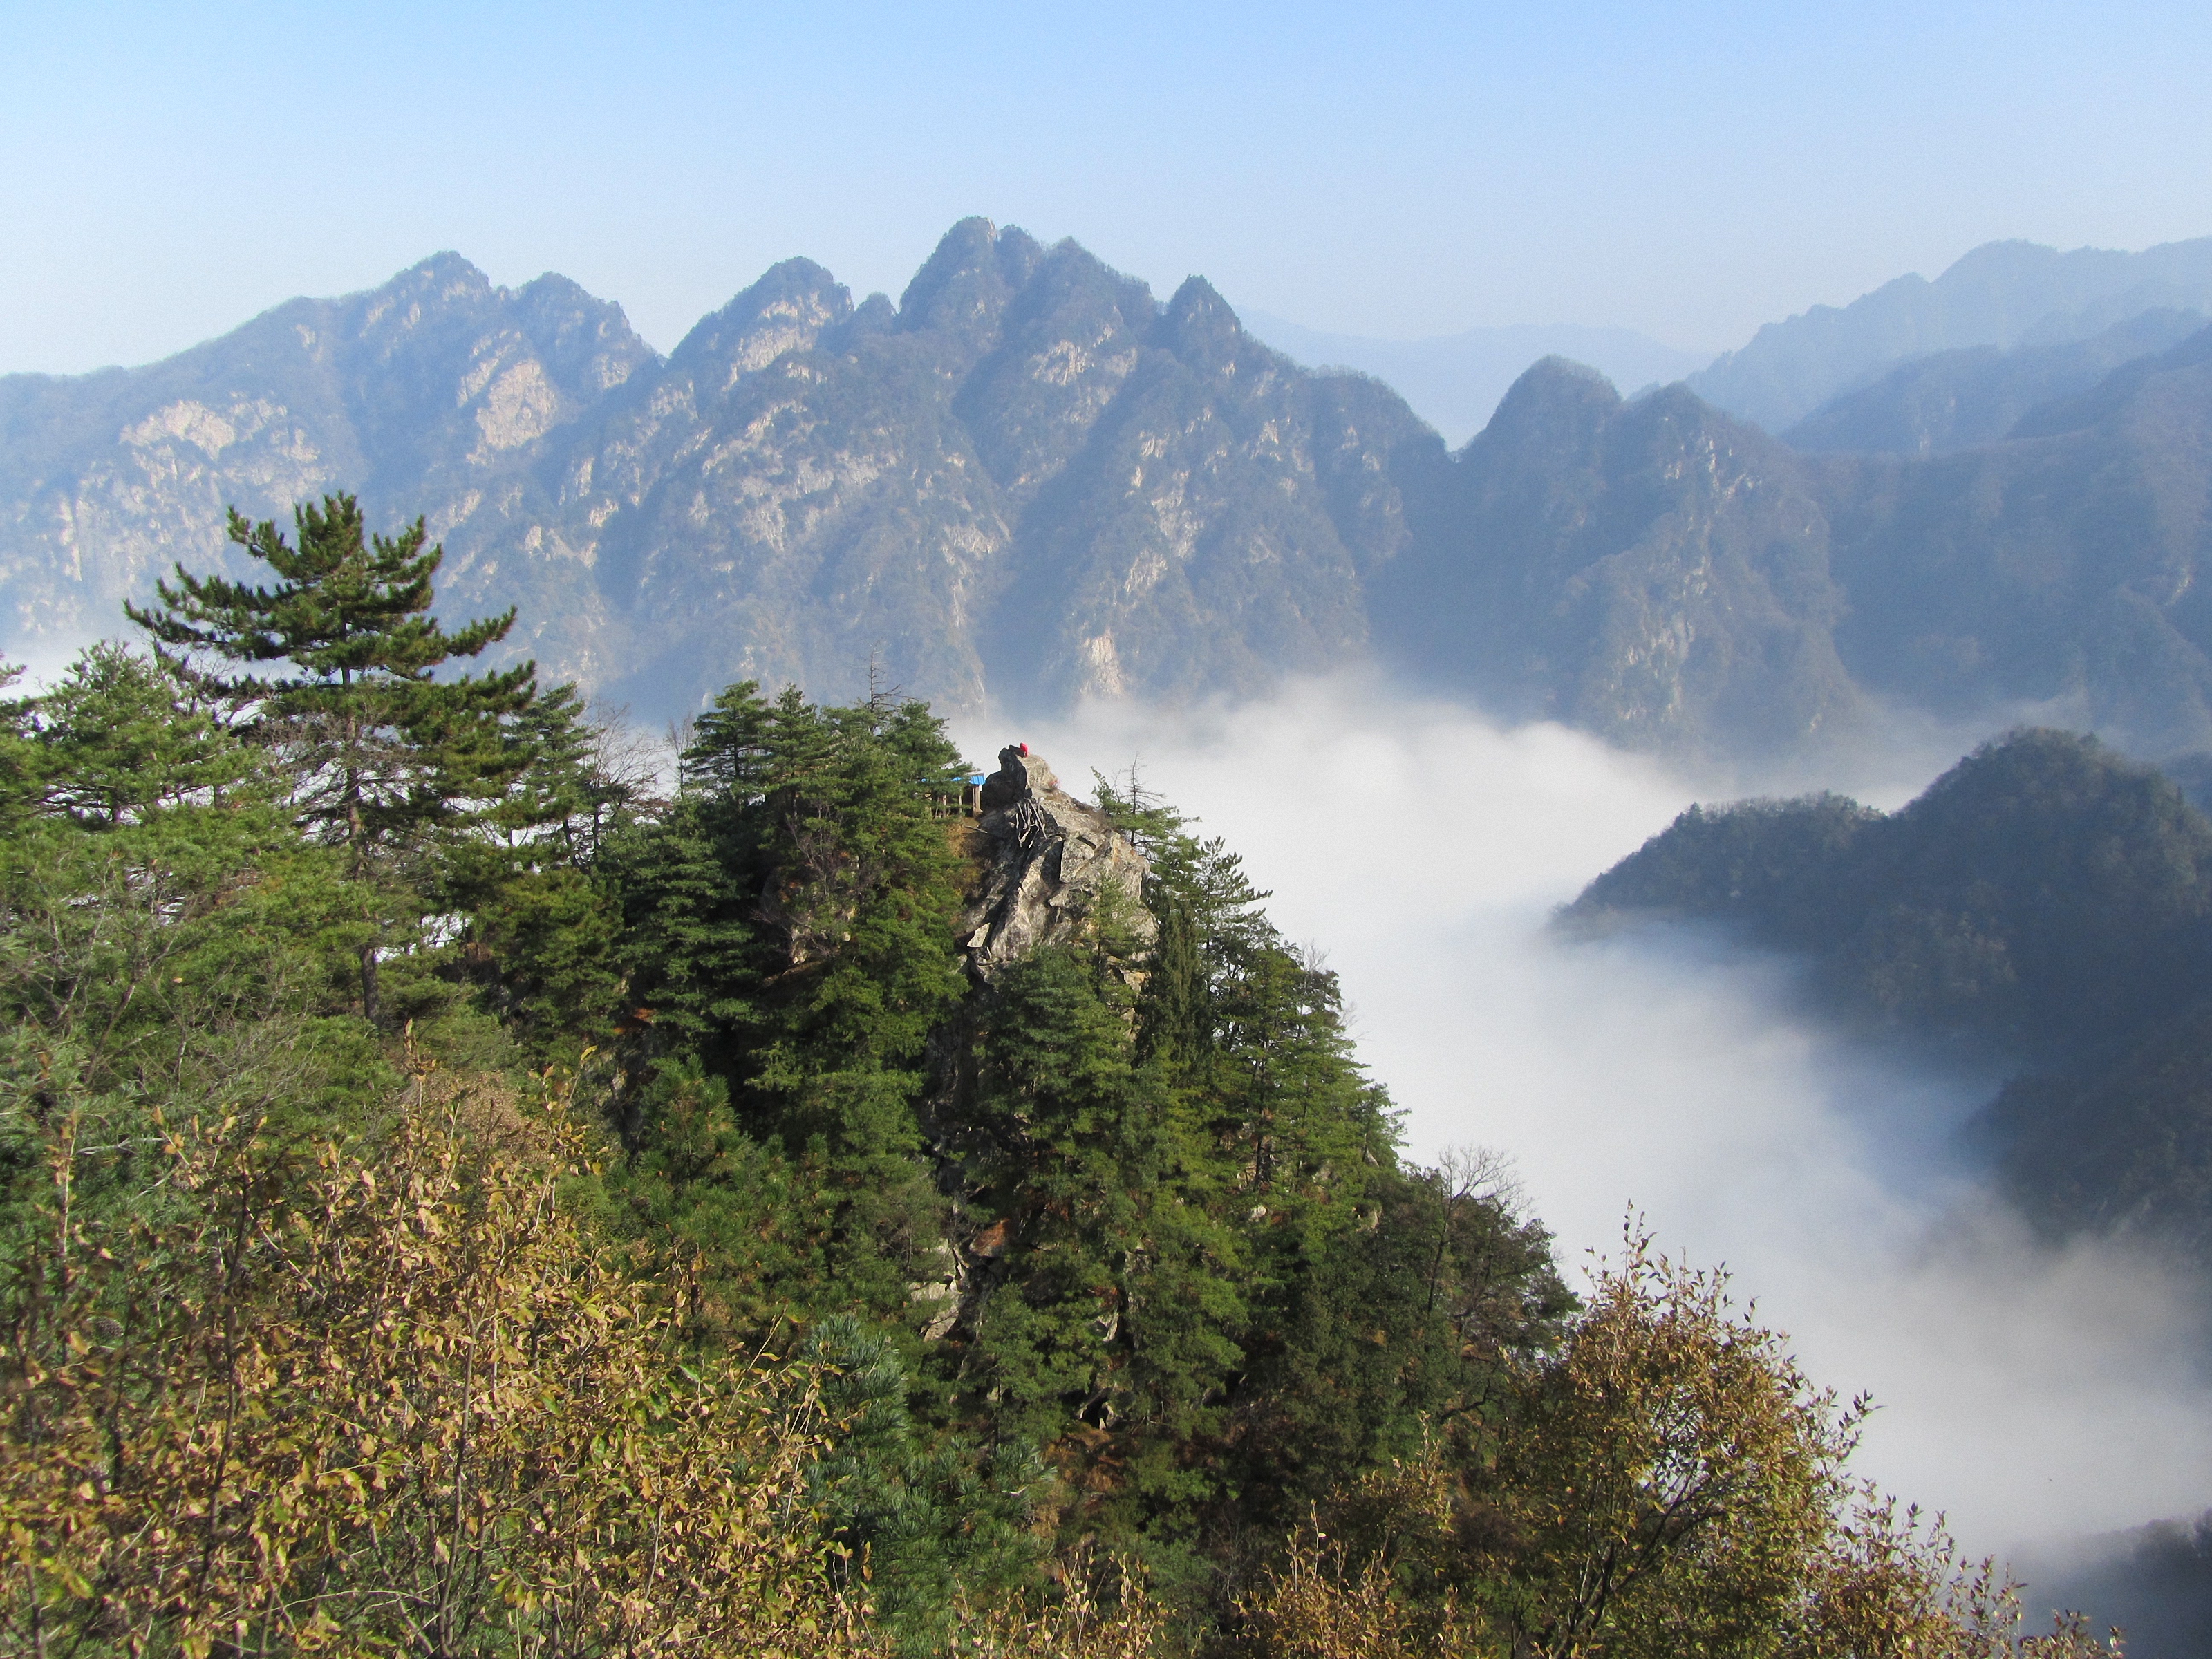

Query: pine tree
[[0, 665, 41, 834], [31, 643, 254, 827], [606, 681, 973, 1331], [126, 494, 542, 1018]]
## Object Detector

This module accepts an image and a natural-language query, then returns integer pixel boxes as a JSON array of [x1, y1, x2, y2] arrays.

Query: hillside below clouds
[[1567, 729, 2212, 1263], [12, 221, 2212, 766]]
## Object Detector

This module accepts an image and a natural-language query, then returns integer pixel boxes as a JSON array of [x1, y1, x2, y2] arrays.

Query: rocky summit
[[957, 744, 1153, 981]]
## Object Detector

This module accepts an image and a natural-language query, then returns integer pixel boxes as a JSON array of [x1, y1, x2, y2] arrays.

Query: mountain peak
[[391, 251, 494, 303], [899, 218, 1044, 341], [1159, 276, 1247, 373], [671, 258, 851, 389], [1477, 355, 1621, 447]]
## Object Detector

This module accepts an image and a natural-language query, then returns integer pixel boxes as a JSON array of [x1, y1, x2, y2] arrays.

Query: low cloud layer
[[972, 676, 2212, 1570]]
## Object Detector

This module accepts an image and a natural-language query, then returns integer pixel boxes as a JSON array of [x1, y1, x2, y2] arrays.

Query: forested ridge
[[0, 496, 2115, 1655], [1568, 729, 2212, 1262]]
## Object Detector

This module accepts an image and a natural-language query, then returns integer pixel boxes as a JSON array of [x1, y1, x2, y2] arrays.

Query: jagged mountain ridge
[[1373, 319, 2212, 760], [1369, 359, 1867, 756], [0, 221, 1438, 720], [1237, 310, 1709, 447], [12, 223, 2212, 765]]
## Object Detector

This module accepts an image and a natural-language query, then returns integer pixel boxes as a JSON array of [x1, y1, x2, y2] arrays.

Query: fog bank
[[969, 677, 2212, 1568]]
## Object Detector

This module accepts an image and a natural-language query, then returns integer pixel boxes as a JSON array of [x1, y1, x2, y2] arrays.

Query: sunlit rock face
[[957, 745, 1154, 981], [20, 225, 2212, 767], [3, 221, 1430, 723], [0, 253, 651, 684]]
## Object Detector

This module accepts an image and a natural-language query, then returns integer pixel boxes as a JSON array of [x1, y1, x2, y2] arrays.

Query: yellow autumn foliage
[[0, 1072, 858, 1657]]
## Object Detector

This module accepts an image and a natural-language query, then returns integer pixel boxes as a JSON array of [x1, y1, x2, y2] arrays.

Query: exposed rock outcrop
[[913, 746, 1156, 1342], [958, 744, 1154, 979]]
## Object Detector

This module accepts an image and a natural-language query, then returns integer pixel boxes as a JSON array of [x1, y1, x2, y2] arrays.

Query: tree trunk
[[361, 942, 381, 1025]]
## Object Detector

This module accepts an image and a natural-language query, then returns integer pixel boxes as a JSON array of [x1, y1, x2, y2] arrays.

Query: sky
[[5, 0, 2212, 376]]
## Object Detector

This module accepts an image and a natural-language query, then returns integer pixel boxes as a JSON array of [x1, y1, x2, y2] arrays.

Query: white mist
[[973, 675, 2212, 1564]]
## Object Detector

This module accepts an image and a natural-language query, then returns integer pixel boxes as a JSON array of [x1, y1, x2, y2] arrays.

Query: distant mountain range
[[1780, 308, 2208, 457], [0, 223, 1434, 720], [1235, 312, 1707, 447], [1379, 317, 2212, 760], [8, 221, 2212, 768], [1688, 234, 2212, 431]]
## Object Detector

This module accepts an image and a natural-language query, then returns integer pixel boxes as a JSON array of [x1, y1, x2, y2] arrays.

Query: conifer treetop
[[126, 493, 520, 700]]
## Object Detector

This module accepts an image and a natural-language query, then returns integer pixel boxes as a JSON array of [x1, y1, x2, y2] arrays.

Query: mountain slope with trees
[[14, 223, 2212, 770], [1566, 727, 2212, 1259], [0, 493, 2113, 1657]]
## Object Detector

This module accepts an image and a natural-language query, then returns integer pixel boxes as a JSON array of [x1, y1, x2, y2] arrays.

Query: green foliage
[[126, 494, 552, 1020], [0, 495, 2090, 1654], [865, 776, 1568, 1577], [0, 646, 402, 1268], [28, 642, 255, 826], [1230, 1152, 1571, 1526], [944, 944, 1246, 1511], [803, 1313, 1052, 1653], [606, 682, 972, 1331], [125, 494, 538, 858]]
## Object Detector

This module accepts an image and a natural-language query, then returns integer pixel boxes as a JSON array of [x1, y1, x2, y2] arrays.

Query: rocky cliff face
[[956, 745, 1154, 979], [1, 222, 1435, 720], [0, 254, 651, 679]]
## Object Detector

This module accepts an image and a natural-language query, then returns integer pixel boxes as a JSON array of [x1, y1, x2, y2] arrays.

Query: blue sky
[[4, 0, 2210, 374]]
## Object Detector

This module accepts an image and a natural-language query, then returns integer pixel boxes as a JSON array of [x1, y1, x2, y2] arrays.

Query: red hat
[[1019, 742, 1030, 756]]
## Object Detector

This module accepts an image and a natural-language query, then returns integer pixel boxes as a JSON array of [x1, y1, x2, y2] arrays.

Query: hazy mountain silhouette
[[1238, 310, 1707, 447], [1688, 235, 2212, 431], [1781, 307, 2206, 456]]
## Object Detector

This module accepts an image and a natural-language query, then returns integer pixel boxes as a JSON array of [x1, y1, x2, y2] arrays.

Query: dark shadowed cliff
[[1565, 729, 2212, 1259]]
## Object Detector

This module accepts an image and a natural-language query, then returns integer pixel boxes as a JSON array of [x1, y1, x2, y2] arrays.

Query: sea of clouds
[[967, 675, 2212, 1614]]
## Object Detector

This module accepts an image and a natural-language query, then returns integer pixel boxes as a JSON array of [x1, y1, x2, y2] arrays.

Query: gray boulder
[[958, 744, 1154, 979]]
